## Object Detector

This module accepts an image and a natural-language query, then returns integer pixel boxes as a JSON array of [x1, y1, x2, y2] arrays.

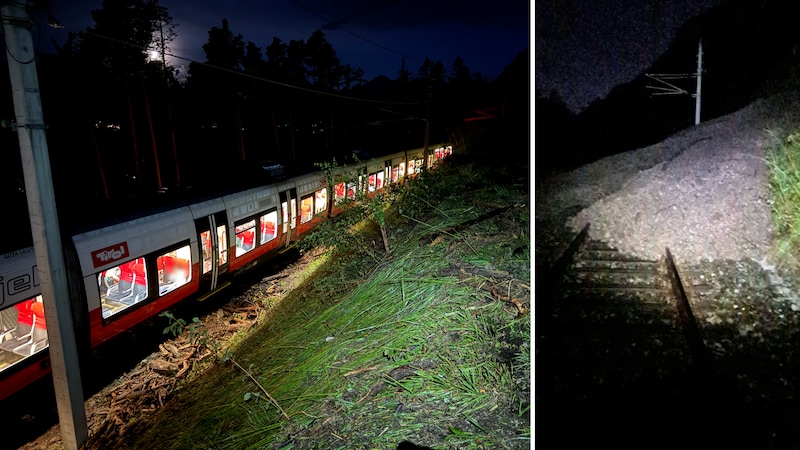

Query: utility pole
[[645, 39, 704, 125], [695, 39, 703, 126], [1, 2, 88, 449]]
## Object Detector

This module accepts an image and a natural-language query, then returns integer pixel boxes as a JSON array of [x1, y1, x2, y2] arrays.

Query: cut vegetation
[[30, 151, 530, 450]]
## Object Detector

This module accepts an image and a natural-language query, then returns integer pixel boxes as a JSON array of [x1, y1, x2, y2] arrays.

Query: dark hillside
[[539, 0, 800, 175]]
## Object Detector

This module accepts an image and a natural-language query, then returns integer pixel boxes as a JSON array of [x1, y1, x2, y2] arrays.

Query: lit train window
[[358, 173, 365, 194], [157, 244, 191, 296], [408, 160, 415, 175], [0, 296, 48, 374], [399, 162, 405, 178], [200, 230, 213, 274], [260, 210, 277, 245], [347, 182, 356, 200], [300, 195, 313, 224], [376, 172, 384, 190], [368, 173, 377, 193], [314, 188, 327, 214], [391, 166, 399, 183], [235, 219, 256, 257], [99, 257, 148, 319], [290, 198, 297, 229], [282, 202, 289, 233], [334, 182, 346, 204], [217, 224, 228, 267]]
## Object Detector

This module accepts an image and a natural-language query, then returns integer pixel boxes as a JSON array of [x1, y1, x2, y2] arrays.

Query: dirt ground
[[21, 248, 321, 450]]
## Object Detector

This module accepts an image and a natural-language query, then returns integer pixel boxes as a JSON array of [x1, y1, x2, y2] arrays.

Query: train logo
[[0, 265, 40, 307], [91, 242, 130, 268]]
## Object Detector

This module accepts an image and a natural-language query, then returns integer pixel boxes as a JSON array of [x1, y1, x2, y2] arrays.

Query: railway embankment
[[536, 92, 800, 448], [24, 152, 531, 449]]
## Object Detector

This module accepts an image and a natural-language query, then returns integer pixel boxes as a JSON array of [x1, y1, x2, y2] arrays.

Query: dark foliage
[[0, 2, 527, 254]]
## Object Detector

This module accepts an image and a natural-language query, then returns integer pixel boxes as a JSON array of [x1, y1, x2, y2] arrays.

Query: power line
[[83, 30, 423, 106], [291, 0, 424, 62]]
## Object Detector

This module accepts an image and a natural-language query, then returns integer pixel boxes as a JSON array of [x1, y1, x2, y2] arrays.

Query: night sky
[[535, 0, 725, 113], [40, 0, 530, 83]]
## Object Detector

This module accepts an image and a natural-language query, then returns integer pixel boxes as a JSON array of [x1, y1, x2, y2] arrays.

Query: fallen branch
[[231, 358, 289, 420], [343, 365, 378, 377]]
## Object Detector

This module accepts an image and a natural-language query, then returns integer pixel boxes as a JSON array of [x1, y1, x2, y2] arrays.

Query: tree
[[78, 0, 173, 80], [397, 57, 411, 82], [449, 55, 471, 85], [417, 57, 446, 83], [202, 19, 245, 70], [305, 30, 341, 90]]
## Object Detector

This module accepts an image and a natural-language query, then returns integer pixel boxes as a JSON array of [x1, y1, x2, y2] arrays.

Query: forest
[[1, 0, 526, 236]]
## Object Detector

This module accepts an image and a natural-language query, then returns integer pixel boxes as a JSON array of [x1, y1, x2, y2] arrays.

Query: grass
[[108, 153, 531, 449], [766, 129, 800, 276]]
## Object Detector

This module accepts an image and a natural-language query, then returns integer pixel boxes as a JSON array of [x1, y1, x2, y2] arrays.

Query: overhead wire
[[290, 0, 425, 62], [83, 30, 424, 106], [1, 12, 41, 64]]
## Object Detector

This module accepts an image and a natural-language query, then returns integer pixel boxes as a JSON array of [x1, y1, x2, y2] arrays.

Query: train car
[[0, 144, 450, 402]]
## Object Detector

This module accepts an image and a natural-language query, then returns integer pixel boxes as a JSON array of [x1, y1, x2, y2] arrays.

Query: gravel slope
[[535, 92, 800, 449], [537, 91, 800, 267]]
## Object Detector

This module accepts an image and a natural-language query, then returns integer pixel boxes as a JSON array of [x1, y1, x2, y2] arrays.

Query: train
[[0, 144, 454, 401]]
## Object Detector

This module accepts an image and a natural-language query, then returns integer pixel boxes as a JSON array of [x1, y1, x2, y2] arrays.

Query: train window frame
[[300, 194, 314, 224], [0, 295, 48, 375], [234, 218, 257, 257], [156, 242, 193, 297], [334, 182, 346, 204], [376, 171, 385, 190], [260, 209, 278, 245], [98, 256, 150, 321], [314, 188, 327, 215]]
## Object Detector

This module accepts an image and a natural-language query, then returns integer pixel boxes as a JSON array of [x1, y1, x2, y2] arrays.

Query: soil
[[18, 155, 532, 449], [19, 248, 321, 450], [535, 91, 800, 449]]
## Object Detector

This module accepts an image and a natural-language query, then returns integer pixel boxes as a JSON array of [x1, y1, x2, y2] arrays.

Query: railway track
[[537, 223, 724, 449]]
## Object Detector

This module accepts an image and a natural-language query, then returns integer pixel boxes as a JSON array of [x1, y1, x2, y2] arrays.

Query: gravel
[[535, 92, 800, 448], [538, 91, 800, 268]]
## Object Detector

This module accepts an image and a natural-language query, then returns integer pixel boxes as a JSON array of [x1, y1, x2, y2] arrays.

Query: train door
[[280, 189, 297, 246], [195, 211, 230, 299]]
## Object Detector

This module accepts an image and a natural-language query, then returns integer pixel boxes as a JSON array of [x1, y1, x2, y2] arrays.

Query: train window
[[0, 296, 48, 374], [408, 160, 415, 175], [200, 230, 213, 274], [376, 172, 385, 190], [282, 201, 289, 234], [347, 182, 356, 200], [314, 188, 327, 214], [217, 224, 228, 266], [290, 198, 297, 229], [415, 159, 424, 173], [260, 210, 277, 245], [368, 173, 377, 193], [391, 166, 399, 183], [399, 162, 405, 178], [300, 195, 313, 224], [99, 257, 148, 319], [334, 182, 346, 204], [235, 219, 257, 257], [157, 244, 192, 296]]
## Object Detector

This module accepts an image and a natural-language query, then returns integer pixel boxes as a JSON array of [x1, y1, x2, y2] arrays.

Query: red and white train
[[0, 144, 453, 401]]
